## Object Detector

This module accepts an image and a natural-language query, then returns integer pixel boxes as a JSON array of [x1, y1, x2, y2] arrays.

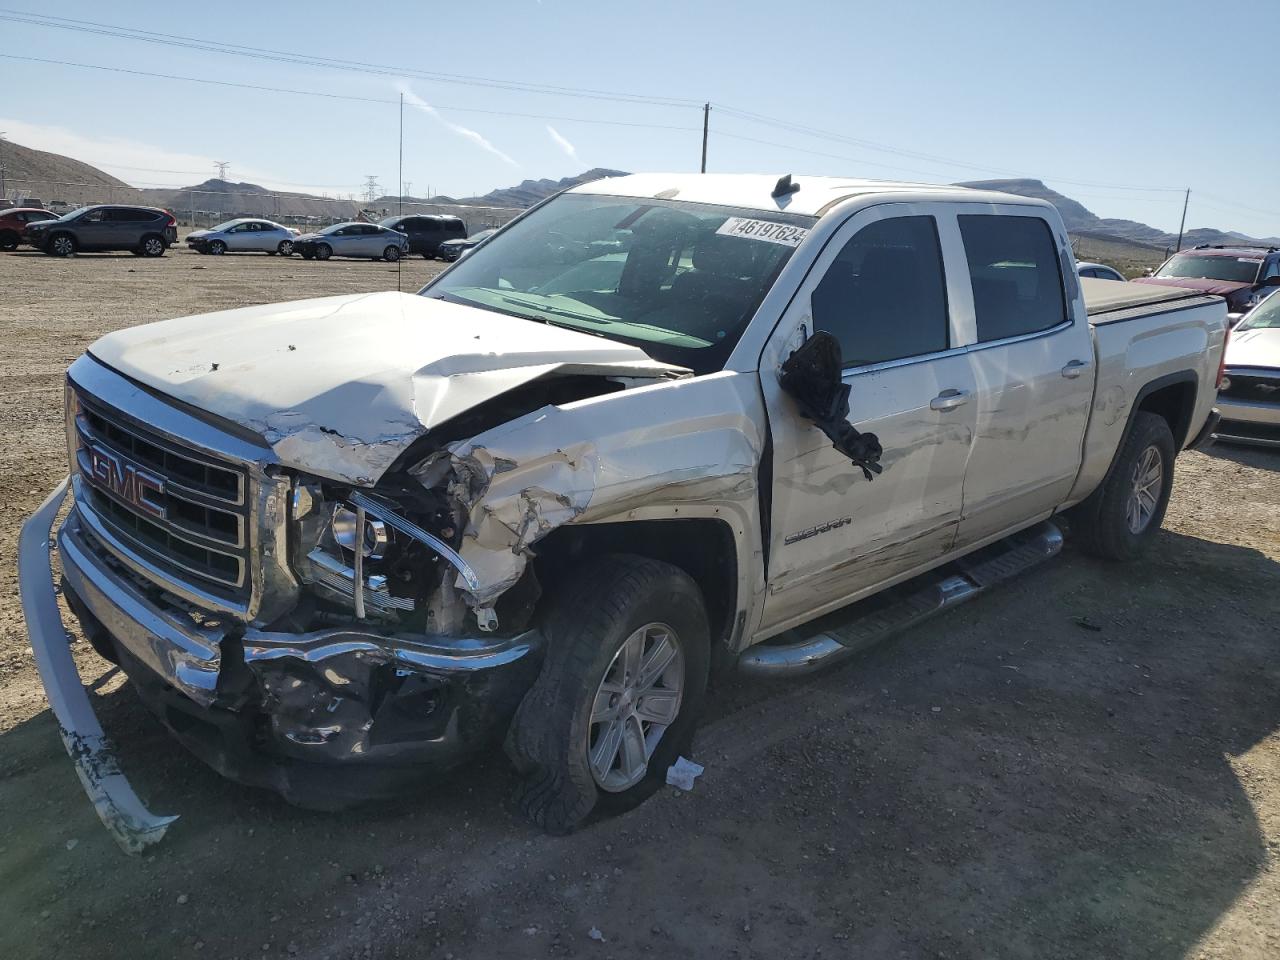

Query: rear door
[[952, 211, 1094, 548], [759, 204, 979, 633]]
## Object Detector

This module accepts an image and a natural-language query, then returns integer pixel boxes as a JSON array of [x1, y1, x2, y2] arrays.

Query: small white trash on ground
[[665, 756, 705, 791]]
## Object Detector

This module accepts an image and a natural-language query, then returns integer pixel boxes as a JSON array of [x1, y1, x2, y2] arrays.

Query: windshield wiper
[[499, 294, 614, 326]]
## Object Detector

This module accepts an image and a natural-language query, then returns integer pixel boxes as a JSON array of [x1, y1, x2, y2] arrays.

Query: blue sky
[[1, 0, 1276, 237]]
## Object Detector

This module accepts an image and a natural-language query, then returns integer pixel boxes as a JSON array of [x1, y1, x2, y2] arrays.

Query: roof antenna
[[772, 174, 800, 199]]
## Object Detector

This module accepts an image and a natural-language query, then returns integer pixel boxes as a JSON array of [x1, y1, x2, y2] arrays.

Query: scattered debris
[[176, 893, 189, 905], [1073, 615, 1103, 632], [666, 756, 705, 791], [64, 838, 78, 851], [588, 926, 607, 942]]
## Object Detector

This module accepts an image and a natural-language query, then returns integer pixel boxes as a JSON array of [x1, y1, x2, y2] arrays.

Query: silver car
[[187, 218, 299, 255], [293, 222, 410, 262], [1077, 261, 1126, 282], [1215, 291, 1280, 446]]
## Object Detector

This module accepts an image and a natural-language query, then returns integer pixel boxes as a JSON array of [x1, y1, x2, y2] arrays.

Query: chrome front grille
[[72, 390, 252, 601], [1221, 371, 1280, 406]]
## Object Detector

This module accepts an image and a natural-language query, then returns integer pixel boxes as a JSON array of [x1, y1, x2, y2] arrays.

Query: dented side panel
[[420, 371, 767, 629]]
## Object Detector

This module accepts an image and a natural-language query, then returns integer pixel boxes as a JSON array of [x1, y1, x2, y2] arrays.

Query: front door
[[758, 205, 978, 635]]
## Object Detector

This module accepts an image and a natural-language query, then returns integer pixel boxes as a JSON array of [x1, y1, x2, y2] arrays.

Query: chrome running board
[[739, 521, 1063, 678]]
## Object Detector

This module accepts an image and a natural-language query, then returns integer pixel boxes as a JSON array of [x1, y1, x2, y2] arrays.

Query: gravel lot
[[0, 244, 1277, 960]]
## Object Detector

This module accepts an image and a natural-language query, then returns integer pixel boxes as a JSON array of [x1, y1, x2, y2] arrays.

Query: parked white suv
[[20, 173, 1226, 851]]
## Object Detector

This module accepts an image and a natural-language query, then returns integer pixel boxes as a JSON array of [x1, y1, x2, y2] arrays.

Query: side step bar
[[738, 521, 1063, 678]]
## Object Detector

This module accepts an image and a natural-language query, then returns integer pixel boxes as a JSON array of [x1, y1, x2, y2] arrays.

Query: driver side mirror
[[779, 331, 883, 481], [1262, 275, 1280, 287]]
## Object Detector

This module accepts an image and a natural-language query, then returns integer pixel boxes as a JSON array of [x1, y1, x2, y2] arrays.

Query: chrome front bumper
[[20, 480, 542, 853]]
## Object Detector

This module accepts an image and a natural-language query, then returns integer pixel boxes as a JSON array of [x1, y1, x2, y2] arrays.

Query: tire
[[383, 245, 401, 262], [277, 240, 293, 256], [0, 231, 18, 251], [506, 554, 710, 834], [314, 243, 332, 261], [140, 235, 166, 257], [422, 251, 433, 260], [47, 233, 76, 257], [208, 239, 226, 255], [1073, 411, 1176, 561], [301, 251, 315, 260]]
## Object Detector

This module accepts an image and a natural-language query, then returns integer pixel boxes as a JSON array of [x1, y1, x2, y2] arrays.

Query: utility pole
[[1175, 188, 1190, 252], [403, 181, 412, 200], [398, 93, 404, 217], [0, 132, 6, 200], [214, 160, 230, 181], [700, 103, 710, 173]]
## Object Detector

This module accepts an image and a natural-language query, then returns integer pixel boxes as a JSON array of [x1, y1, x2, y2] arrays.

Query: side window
[[959, 215, 1068, 342], [810, 215, 950, 368], [82, 209, 105, 223], [421, 219, 441, 233], [1262, 259, 1280, 281]]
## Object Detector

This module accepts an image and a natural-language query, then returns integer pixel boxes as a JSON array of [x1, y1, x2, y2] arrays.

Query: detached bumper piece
[[21, 482, 544, 850], [18, 479, 177, 855]]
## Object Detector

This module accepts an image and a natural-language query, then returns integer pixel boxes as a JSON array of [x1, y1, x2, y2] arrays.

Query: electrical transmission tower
[[403, 181, 412, 200], [213, 161, 230, 181], [363, 176, 381, 204]]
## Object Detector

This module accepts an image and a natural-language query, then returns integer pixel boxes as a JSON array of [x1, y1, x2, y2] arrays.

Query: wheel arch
[[1132, 370, 1199, 451], [532, 514, 745, 659]]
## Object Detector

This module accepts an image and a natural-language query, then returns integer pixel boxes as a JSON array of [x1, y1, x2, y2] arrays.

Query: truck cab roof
[[568, 172, 1054, 219]]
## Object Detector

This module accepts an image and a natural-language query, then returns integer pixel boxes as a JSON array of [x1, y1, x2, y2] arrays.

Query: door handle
[[929, 389, 970, 411], [1061, 359, 1090, 379]]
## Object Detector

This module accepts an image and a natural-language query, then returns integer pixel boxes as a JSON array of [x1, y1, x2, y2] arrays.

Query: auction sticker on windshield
[[716, 217, 810, 247]]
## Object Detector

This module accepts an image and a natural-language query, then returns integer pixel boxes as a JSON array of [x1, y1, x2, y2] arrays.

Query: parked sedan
[[1215, 291, 1280, 447], [438, 227, 496, 262], [187, 218, 300, 255], [292, 222, 410, 261], [1077, 261, 1126, 282]]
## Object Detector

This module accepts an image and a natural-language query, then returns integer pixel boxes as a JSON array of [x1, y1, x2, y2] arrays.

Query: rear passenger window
[[811, 216, 950, 368], [959, 215, 1068, 342]]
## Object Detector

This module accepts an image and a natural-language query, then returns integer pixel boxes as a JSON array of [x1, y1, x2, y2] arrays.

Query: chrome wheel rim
[[587, 622, 684, 793], [1126, 444, 1163, 534], [279, 241, 293, 255], [52, 236, 73, 255], [145, 238, 163, 255]]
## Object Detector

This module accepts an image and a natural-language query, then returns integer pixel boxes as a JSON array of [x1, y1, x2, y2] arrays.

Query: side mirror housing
[[779, 331, 883, 480], [1261, 275, 1280, 287]]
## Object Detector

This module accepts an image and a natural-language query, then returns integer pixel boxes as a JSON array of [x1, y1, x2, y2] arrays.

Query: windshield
[[209, 220, 242, 232], [421, 194, 814, 373], [56, 206, 93, 221], [1156, 253, 1262, 284], [1239, 292, 1280, 330]]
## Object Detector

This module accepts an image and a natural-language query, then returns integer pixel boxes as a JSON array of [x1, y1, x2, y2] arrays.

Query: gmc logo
[[86, 444, 166, 521]]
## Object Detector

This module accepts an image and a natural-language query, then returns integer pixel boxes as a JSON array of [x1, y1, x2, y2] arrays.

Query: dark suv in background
[[1134, 244, 1280, 323], [23, 204, 179, 257], [379, 214, 466, 259]]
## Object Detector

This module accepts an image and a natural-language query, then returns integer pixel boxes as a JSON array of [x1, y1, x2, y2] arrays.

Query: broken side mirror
[[779, 331, 883, 481]]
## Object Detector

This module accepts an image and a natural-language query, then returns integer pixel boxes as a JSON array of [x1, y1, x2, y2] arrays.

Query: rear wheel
[[140, 235, 166, 257], [0, 231, 18, 251], [47, 233, 76, 257], [382, 245, 400, 262], [277, 240, 294, 256], [1073, 411, 1176, 560], [208, 239, 226, 255], [314, 243, 332, 261], [506, 555, 709, 834]]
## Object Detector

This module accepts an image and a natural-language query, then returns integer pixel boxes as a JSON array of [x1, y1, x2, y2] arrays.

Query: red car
[[0, 207, 58, 250], [1133, 244, 1280, 323]]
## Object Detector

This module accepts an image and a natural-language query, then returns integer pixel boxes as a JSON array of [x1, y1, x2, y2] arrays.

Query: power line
[[713, 103, 1189, 195], [0, 55, 703, 135], [0, 9, 700, 108]]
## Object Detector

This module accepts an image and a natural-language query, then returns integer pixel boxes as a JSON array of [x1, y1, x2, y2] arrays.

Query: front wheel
[[314, 243, 332, 261], [1072, 411, 1176, 561], [506, 555, 709, 834], [207, 239, 226, 255], [382, 245, 401, 262], [47, 233, 76, 257]]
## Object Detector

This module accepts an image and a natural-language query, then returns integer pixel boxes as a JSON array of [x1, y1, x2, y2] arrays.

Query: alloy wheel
[[1126, 444, 1163, 534]]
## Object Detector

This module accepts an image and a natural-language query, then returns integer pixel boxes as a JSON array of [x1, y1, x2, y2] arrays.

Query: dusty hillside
[[1, 139, 142, 206]]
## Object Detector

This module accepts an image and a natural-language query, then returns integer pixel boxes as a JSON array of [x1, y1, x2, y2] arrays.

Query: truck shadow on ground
[[1206, 440, 1279, 473], [0, 527, 1277, 959]]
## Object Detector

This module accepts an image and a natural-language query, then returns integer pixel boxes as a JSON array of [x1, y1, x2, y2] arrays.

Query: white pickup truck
[[20, 173, 1227, 851]]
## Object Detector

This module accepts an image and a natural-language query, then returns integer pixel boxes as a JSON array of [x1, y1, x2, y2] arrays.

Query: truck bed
[[1082, 277, 1220, 325]]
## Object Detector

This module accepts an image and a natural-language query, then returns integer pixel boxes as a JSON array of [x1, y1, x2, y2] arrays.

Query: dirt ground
[[0, 244, 1277, 960]]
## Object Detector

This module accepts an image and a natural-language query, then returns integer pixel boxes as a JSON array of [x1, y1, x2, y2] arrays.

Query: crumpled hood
[[1226, 326, 1280, 370], [88, 291, 687, 484], [296, 232, 326, 241], [1132, 276, 1253, 297]]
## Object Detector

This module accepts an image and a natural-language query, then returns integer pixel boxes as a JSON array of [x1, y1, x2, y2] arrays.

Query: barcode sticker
[[715, 217, 810, 247]]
